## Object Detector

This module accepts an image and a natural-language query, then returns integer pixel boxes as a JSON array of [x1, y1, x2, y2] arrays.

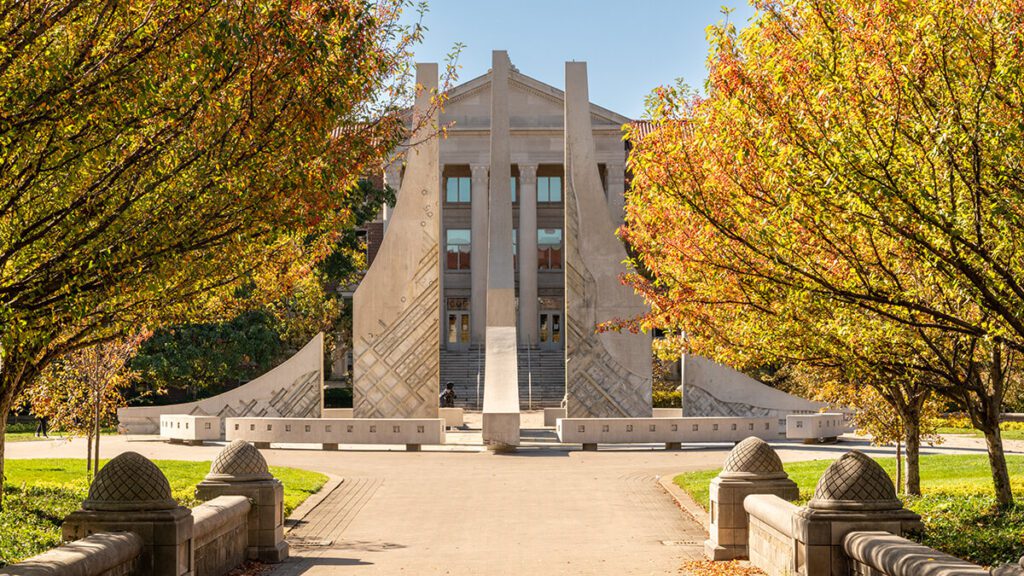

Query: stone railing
[[192, 496, 251, 576], [705, 439, 1005, 576], [743, 495, 798, 575], [0, 532, 142, 576], [843, 531, 989, 576], [1, 441, 288, 576]]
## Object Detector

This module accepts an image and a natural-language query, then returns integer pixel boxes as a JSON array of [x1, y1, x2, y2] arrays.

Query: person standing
[[440, 382, 457, 408], [34, 414, 49, 438]]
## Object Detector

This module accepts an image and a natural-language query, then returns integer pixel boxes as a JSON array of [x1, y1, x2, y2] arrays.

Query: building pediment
[[439, 64, 630, 131]]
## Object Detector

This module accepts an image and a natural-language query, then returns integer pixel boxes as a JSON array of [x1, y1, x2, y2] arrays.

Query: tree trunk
[[981, 424, 1014, 507], [94, 391, 102, 473], [0, 415, 6, 511], [86, 432, 93, 476], [895, 440, 902, 495], [904, 412, 922, 496]]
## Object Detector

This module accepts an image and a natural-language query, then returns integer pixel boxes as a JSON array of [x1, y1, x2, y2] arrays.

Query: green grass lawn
[[937, 427, 1024, 441], [0, 458, 327, 566], [4, 422, 118, 443], [675, 454, 1024, 567]]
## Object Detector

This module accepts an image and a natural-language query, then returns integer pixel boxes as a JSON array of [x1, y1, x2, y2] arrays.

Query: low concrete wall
[[439, 407, 464, 428], [119, 334, 324, 434], [226, 417, 445, 450], [321, 408, 354, 418], [0, 532, 142, 576], [543, 408, 566, 427], [556, 417, 776, 448], [744, 495, 797, 576], [193, 496, 250, 576], [785, 413, 848, 443], [652, 408, 682, 417], [160, 415, 221, 443], [843, 531, 988, 576]]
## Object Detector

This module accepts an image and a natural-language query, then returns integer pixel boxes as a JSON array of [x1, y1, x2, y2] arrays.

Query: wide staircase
[[440, 346, 565, 410]]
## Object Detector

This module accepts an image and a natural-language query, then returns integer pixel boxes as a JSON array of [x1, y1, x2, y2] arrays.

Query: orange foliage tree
[[625, 0, 1024, 506], [0, 0, 453, 507]]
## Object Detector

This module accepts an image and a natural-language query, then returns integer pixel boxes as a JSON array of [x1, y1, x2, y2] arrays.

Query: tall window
[[511, 176, 517, 203], [538, 176, 562, 203], [538, 228, 562, 270], [512, 229, 518, 270], [446, 176, 471, 203], [446, 229, 471, 270]]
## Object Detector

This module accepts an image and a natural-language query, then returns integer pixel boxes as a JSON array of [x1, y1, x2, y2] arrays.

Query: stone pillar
[[196, 440, 288, 562], [63, 452, 193, 576], [352, 63, 440, 418], [482, 50, 521, 450], [606, 162, 626, 227], [705, 437, 798, 560], [517, 163, 538, 345], [793, 450, 924, 576], [564, 61, 652, 418], [470, 162, 490, 346], [383, 162, 403, 233]]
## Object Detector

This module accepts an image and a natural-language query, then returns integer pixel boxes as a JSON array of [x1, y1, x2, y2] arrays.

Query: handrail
[[475, 345, 482, 410], [527, 345, 534, 411]]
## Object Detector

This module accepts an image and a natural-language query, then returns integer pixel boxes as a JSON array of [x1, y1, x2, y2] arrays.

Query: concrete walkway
[[5, 422, 1015, 575]]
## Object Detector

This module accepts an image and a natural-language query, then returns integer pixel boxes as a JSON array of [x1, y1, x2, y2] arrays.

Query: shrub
[[323, 387, 353, 409], [653, 389, 681, 408]]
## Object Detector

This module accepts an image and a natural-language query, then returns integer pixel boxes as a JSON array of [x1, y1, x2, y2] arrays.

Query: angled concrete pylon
[[482, 51, 521, 449], [352, 63, 440, 418], [564, 61, 652, 417]]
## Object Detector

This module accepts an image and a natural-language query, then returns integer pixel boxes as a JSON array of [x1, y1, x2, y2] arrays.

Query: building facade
[[369, 57, 634, 408]]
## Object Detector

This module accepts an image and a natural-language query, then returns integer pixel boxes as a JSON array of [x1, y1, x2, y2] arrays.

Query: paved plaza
[[6, 415, 1014, 576]]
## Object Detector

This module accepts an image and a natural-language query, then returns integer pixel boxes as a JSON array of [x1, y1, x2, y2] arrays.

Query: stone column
[[517, 163, 538, 345], [63, 452, 194, 576], [705, 437, 798, 560], [482, 50, 521, 450], [606, 162, 626, 227], [564, 61, 652, 418], [470, 162, 490, 345], [352, 63, 440, 418], [196, 440, 288, 562]]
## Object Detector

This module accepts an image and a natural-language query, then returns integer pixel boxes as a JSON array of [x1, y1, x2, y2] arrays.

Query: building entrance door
[[538, 311, 562, 350], [447, 311, 471, 351]]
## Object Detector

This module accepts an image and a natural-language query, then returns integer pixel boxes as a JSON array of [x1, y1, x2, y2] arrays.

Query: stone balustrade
[[160, 414, 221, 445], [226, 417, 445, 451], [743, 495, 798, 575], [785, 412, 848, 443], [843, 531, 988, 576], [2, 444, 288, 576], [0, 532, 142, 576], [556, 417, 776, 450], [192, 496, 251, 576]]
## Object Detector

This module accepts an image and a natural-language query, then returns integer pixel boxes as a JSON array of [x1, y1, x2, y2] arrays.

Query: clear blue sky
[[401, 1, 757, 119]]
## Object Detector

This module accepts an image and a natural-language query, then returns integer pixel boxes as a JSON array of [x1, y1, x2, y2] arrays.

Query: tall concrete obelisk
[[481, 51, 521, 449], [352, 63, 440, 418], [564, 61, 652, 417]]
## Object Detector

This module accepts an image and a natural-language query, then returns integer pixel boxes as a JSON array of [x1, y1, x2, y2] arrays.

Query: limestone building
[[356, 53, 648, 413]]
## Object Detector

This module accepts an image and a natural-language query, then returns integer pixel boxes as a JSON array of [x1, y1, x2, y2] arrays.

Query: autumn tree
[[27, 334, 148, 476], [0, 0, 449, 507], [626, 0, 1024, 506]]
